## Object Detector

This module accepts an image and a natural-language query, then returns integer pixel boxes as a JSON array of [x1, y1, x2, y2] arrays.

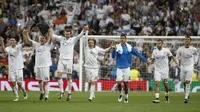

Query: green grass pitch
[[0, 91, 199, 112]]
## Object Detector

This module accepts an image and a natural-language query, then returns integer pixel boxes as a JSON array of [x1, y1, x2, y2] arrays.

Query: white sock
[[45, 84, 49, 98], [13, 86, 19, 98], [125, 94, 128, 99], [89, 85, 95, 99], [155, 93, 159, 99], [85, 82, 88, 91], [68, 79, 72, 94], [119, 90, 123, 96], [185, 84, 190, 99], [38, 82, 44, 94], [58, 79, 64, 93], [165, 92, 169, 96], [19, 85, 26, 96]]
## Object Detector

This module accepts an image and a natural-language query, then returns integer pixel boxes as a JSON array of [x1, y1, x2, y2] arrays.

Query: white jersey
[[176, 46, 198, 70], [84, 31, 109, 69], [32, 41, 52, 67], [53, 31, 85, 60], [152, 48, 172, 71], [5, 44, 24, 70]]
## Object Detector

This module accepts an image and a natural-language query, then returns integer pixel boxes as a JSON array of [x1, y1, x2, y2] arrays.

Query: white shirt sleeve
[[72, 30, 85, 44], [31, 40, 39, 49], [176, 48, 181, 64], [151, 50, 155, 59], [53, 34, 62, 42], [166, 48, 173, 57]]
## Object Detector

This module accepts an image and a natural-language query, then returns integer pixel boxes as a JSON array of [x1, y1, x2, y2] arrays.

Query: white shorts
[[116, 67, 130, 82], [154, 70, 169, 82], [57, 59, 73, 74], [180, 69, 193, 82], [85, 68, 98, 82], [35, 67, 50, 82], [9, 69, 23, 82]]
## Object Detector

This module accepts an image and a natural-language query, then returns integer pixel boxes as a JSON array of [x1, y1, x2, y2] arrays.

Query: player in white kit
[[176, 35, 199, 103], [23, 27, 53, 101], [0, 37, 27, 101], [84, 31, 112, 101], [150, 39, 178, 103], [52, 25, 88, 101]]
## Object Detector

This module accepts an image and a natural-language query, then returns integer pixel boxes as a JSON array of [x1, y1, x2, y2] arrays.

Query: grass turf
[[0, 91, 199, 112]]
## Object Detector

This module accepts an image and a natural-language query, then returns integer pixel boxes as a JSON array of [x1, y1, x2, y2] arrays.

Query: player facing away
[[150, 39, 178, 103], [176, 35, 199, 103], [23, 28, 53, 101], [0, 37, 27, 101], [112, 34, 149, 103], [52, 25, 88, 101], [84, 31, 112, 101]]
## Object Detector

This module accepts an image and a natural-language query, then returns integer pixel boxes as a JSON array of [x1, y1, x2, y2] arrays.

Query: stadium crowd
[[0, 0, 199, 81]]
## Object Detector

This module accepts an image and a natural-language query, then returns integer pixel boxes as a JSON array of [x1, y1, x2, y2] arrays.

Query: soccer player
[[22, 27, 53, 101], [52, 25, 88, 101], [112, 34, 149, 103], [176, 35, 199, 103], [0, 37, 27, 101], [150, 39, 178, 103], [84, 30, 112, 101]]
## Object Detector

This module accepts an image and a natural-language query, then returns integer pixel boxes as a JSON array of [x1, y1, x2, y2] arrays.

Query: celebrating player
[[150, 39, 178, 103], [0, 37, 27, 101], [112, 34, 149, 103], [52, 25, 88, 101], [176, 35, 199, 103], [84, 30, 112, 101], [23, 27, 53, 101]]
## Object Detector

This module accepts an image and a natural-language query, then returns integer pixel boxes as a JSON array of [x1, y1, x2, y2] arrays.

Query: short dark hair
[[185, 35, 192, 41], [157, 39, 163, 43], [65, 25, 72, 30], [120, 34, 126, 39], [88, 38, 96, 46]]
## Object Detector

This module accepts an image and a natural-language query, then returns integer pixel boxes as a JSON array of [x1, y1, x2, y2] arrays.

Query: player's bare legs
[[88, 81, 95, 101], [17, 82, 27, 100], [184, 80, 190, 103], [117, 81, 123, 102], [124, 82, 128, 103], [153, 81, 160, 103], [44, 82, 49, 101], [66, 73, 72, 101], [12, 82, 19, 101], [57, 72, 64, 99], [38, 80, 44, 100], [164, 80, 170, 103]]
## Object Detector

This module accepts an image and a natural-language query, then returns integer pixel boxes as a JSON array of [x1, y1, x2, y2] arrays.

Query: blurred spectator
[[130, 66, 140, 81]]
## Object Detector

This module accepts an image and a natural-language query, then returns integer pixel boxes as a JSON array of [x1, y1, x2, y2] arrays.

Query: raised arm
[[22, 30, 37, 47], [72, 25, 88, 44], [52, 33, 62, 42], [47, 25, 54, 44], [131, 48, 147, 62], [84, 30, 89, 48]]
